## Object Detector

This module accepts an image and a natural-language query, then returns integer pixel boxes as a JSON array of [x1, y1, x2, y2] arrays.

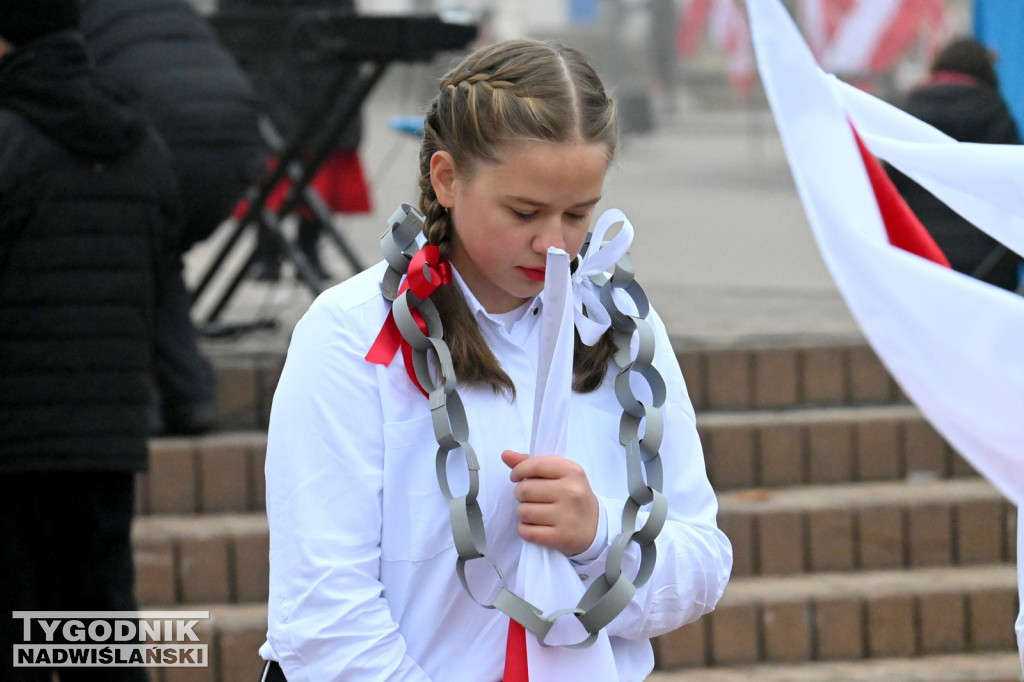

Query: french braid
[[416, 39, 619, 394]]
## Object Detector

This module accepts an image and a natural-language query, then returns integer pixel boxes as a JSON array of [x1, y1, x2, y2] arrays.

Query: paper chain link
[[378, 204, 668, 647]]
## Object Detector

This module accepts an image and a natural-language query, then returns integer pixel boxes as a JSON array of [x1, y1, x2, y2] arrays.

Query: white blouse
[[259, 261, 732, 681]]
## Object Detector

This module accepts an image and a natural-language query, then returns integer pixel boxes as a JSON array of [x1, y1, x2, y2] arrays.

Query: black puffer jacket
[[0, 32, 179, 473], [887, 79, 1023, 290], [79, 0, 265, 248], [78, 0, 261, 148], [900, 81, 1020, 145]]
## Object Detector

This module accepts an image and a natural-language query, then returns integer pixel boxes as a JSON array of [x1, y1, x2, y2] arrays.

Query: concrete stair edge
[[720, 563, 1018, 604]]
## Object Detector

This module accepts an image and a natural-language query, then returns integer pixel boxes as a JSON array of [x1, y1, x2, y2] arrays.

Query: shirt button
[[578, 574, 588, 582], [279, 598, 296, 622]]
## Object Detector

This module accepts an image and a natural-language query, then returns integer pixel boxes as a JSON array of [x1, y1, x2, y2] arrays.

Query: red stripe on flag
[[503, 620, 529, 681], [676, 0, 712, 56], [867, 0, 948, 74], [850, 124, 951, 267]]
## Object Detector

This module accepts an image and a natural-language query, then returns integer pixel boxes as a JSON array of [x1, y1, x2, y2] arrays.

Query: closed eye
[[512, 209, 536, 222], [567, 212, 590, 223]]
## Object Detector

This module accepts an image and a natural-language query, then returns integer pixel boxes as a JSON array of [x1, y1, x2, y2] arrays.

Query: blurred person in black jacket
[[78, 0, 268, 434], [0, 1, 179, 678], [887, 37, 1023, 291]]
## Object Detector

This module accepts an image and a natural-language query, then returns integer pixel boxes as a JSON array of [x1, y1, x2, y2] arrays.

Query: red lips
[[519, 267, 546, 282]]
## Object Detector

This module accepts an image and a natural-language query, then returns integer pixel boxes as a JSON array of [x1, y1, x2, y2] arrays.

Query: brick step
[[647, 652, 1022, 681], [207, 354, 281, 432], [141, 404, 965, 517], [675, 340, 901, 412], [133, 596, 1021, 681], [140, 433, 267, 516], [134, 507, 1015, 659], [699, 404, 968, 491], [127, 603, 268, 682], [652, 564, 1019, 669], [720, 478, 1016, 577], [204, 339, 904, 430], [133, 513, 268, 608], [134, 462, 1007, 602]]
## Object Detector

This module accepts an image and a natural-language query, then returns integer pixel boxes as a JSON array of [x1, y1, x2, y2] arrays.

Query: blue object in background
[[388, 115, 425, 138], [973, 0, 1024, 134], [569, 0, 599, 25]]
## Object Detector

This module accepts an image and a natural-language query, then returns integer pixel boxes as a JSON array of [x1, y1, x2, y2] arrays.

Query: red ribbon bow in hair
[[365, 245, 451, 396]]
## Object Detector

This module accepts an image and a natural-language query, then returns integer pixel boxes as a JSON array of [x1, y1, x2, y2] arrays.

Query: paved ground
[[186, 60, 864, 358]]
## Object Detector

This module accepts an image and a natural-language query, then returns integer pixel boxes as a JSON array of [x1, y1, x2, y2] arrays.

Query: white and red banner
[[677, 0, 756, 99], [678, 0, 949, 99], [745, 0, 1024, 668], [796, 0, 948, 77]]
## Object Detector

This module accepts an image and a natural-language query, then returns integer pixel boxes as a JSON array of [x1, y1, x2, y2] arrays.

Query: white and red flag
[[677, 1, 948, 100], [745, 0, 1024, 668], [677, 0, 756, 99], [796, 0, 949, 78]]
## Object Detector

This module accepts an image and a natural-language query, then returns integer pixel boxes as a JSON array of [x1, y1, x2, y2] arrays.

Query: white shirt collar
[[449, 265, 542, 333]]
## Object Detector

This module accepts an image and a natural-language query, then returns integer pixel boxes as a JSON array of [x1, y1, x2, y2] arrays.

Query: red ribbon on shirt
[[503, 620, 529, 681], [365, 245, 451, 396]]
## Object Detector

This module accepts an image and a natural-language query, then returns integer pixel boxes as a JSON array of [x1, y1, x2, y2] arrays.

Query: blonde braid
[[417, 105, 454, 259]]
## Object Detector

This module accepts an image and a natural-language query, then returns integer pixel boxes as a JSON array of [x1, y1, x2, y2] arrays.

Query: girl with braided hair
[[260, 38, 731, 681]]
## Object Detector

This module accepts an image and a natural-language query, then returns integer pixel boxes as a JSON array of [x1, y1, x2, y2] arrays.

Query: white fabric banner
[[513, 210, 634, 679], [744, 0, 1024, 668], [513, 246, 617, 680]]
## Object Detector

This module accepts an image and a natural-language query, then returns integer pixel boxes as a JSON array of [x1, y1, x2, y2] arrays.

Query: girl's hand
[[501, 450, 599, 557]]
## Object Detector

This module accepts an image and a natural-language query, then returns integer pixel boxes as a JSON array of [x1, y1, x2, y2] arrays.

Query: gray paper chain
[[378, 204, 668, 647]]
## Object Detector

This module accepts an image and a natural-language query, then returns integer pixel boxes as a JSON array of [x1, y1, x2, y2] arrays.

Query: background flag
[[744, 0, 1024, 668]]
